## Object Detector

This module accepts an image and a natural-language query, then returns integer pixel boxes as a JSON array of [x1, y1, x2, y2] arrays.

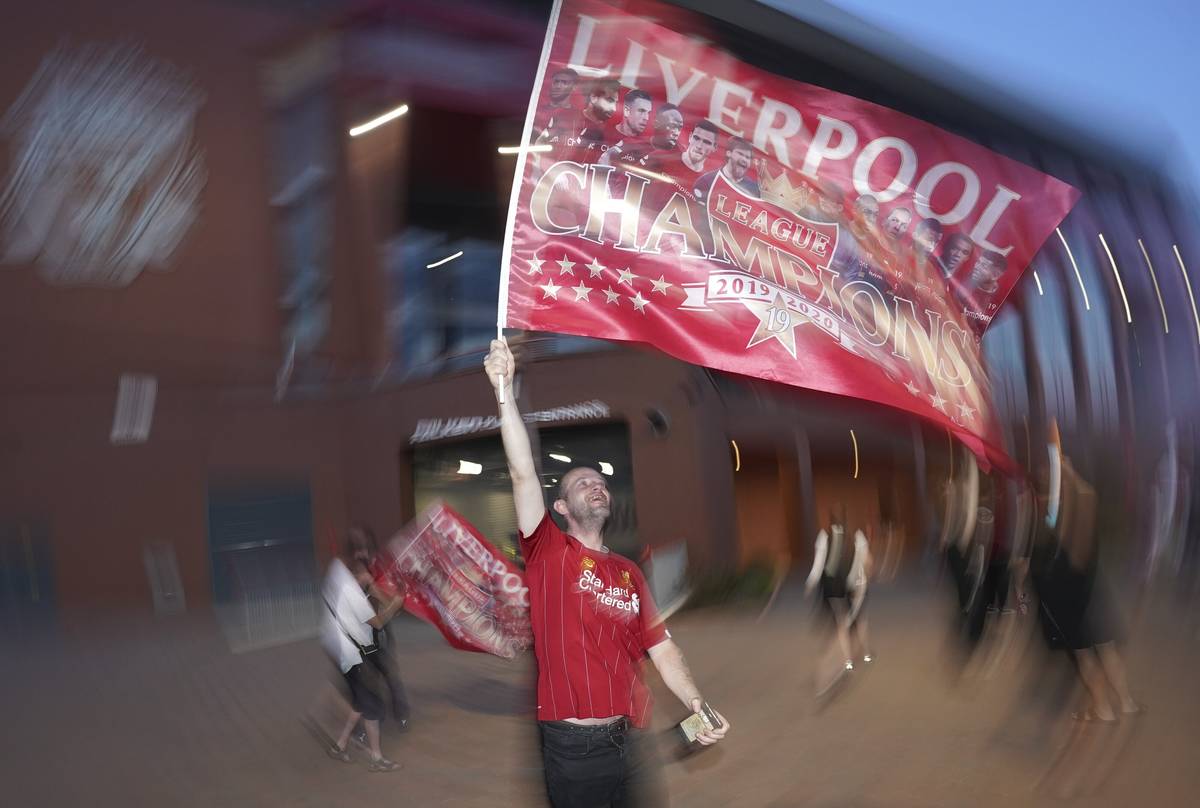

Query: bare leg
[[855, 613, 872, 660], [814, 600, 853, 695], [831, 598, 854, 667], [849, 589, 871, 660], [1095, 642, 1138, 712], [1074, 649, 1116, 721], [335, 709, 362, 751], [364, 719, 384, 761]]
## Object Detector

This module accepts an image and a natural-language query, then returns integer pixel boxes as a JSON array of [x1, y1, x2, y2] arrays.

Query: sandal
[[368, 757, 401, 772], [1070, 709, 1116, 723], [326, 744, 352, 763]]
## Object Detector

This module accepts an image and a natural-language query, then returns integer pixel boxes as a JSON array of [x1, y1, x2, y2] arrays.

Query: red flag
[[500, 0, 1079, 470], [385, 503, 532, 659]]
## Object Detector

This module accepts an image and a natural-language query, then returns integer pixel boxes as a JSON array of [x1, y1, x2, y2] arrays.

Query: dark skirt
[[820, 573, 848, 602], [1033, 547, 1118, 651]]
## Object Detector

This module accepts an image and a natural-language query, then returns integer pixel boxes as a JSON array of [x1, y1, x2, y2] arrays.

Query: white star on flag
[[742, 292, 809, 359], [539, 280, 562, 300], [650, 275, 673, 295], [556, 257, 576, 276], [603, 287, 621, 304], [616, 268, 636, 287], [629, 291, 649, 313], [571, 281, 593, 302], [528, 257, 545, 276], [929, 392, 948, 412], [904, 380, 921, 396], [585, 259, 606, 278], [956, 402, 977, 420]]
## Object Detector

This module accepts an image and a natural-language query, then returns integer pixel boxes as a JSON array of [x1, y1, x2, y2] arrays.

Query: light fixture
[[598, 461, 614, 475], [457, 460, 482, 475], [349, 103, 409, 137], [849, 429, 859, 480], [730, 439, 740, 472], [548, 453, 571, 463], [1056, 227, 1091, 311], [498, 144, 552, 155], [1137, 238, 1169, 334], [426, 251, 463, 269], [1174, 245, 1200, 346], [1097, 233, 1132, 324]]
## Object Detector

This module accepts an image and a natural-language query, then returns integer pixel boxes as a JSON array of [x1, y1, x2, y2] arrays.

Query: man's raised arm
[[484, 338, 546, 536]]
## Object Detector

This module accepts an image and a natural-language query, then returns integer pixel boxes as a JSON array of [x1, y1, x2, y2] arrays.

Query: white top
[[320, 558, 375, 673], [806, 526, 870, 590], [848, 530, 869, 589]]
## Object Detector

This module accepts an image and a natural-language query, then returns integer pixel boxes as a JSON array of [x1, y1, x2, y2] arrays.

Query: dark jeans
[[540, 719, 666, 808]]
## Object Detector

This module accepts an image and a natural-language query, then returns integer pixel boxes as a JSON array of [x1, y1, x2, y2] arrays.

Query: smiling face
[[556, 467, 612, 528]]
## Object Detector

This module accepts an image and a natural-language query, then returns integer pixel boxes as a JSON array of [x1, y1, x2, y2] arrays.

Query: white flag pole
[[496, 324, 506, 404], [496, 0, 566, 405]]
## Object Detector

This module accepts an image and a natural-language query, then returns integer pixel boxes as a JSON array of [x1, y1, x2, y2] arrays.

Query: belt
[[543, 717, 631, 734]]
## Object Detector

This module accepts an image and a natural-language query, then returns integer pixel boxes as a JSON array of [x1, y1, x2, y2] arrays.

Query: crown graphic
[[757, 164, 811, 214]]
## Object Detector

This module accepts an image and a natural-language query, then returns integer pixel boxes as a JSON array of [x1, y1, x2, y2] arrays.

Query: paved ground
[[3, 576, 1197, 807]]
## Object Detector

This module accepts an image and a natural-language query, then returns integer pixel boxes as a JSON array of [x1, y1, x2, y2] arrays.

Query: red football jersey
[[520, 512, 669, 728]]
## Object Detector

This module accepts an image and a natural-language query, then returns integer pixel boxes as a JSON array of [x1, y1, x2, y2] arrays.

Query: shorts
[[343, 661, 384, 721]]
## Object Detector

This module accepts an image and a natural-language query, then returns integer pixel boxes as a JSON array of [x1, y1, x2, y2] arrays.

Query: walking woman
[[807, 510, 873, 695]]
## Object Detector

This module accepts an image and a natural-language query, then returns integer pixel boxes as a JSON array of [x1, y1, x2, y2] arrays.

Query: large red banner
[[386, 502, 532, 659], [499, 0, 1079, 468]]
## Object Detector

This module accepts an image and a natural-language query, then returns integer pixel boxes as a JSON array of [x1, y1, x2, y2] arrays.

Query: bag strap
[[323, 594, 376, 658]]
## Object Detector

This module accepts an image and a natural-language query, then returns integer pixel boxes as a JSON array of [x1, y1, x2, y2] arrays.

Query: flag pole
[[497, 324, 505, 404], [496, 0, 565, 406]]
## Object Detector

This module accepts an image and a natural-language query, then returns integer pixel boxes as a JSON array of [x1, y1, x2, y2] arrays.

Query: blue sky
[[767, 0, 1200, 193]]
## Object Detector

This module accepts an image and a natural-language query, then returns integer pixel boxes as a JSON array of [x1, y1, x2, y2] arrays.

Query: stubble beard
[[568, 500, 610, 534]]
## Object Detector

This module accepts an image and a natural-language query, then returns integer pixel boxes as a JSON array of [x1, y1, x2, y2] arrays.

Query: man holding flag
[[484, 337, 729, 807]]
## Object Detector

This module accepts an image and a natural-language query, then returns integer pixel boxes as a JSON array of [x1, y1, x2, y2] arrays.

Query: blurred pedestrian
[[1030, 448, 1140, 722], [352, 525, 412, 732], [847, 524, 874, 664], [319, 532, 404, 771], [806, 509, 873, 695], [940, 467, 987, 673]]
